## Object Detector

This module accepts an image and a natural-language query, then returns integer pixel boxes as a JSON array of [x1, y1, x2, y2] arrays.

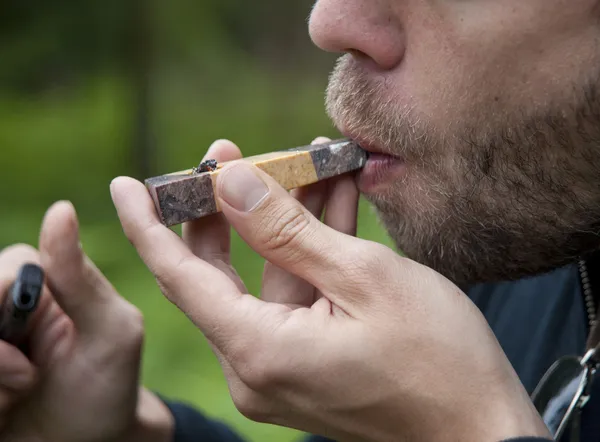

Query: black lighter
[[0, 263, 44, 348]]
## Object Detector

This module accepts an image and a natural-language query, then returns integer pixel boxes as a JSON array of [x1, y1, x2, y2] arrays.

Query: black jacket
[[161, 260, 600, 441]]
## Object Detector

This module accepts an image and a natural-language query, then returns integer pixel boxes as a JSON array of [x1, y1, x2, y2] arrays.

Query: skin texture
[[4, 0, 599, 440], [0, 206, 173, 442], [109, 138, 551, 442], [311, 0, 600, 284], [0, 138, 251, 442]]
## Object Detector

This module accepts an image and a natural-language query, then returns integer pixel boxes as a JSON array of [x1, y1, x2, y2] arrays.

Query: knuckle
[[236, 352, 289, 393], [124, 304, 145, 341], [122, 220, 143, 246], [111, 300, 145, 348], [124, 218, 158, 249], [230, 325, 289, 392], [232, 389, 270, 423], [86, 301, 145, 365], [234, 349, 275, 392], [151, 254, 195, 303], [261, 205, 312, 257], [236, 356, 271, 391]]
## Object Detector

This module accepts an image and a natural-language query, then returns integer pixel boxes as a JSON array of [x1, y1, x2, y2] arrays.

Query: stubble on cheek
[[324, 14, 600, 284]]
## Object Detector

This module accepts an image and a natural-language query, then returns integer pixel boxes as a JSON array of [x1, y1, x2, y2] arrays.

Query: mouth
[[341, 129, 407, 194]]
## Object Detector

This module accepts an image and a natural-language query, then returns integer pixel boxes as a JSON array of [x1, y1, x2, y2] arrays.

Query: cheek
[[391, 23, 497, 129], [396, 1, 600, 128]]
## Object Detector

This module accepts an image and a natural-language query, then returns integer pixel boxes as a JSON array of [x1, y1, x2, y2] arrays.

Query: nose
[[309, 0, 404, 71]]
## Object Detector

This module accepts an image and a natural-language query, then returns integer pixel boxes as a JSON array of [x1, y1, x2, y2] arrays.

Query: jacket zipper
[[578, 259, 597, 329]]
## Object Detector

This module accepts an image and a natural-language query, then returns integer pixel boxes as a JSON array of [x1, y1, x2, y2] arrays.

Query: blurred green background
[[0, 1, 394, 440]]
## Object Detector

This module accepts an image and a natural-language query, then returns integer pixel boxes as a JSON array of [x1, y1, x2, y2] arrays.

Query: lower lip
[[357, 153, 406, 193]]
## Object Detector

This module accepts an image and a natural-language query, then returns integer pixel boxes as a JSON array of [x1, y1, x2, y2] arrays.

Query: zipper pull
[[554, 348, 598, 441]]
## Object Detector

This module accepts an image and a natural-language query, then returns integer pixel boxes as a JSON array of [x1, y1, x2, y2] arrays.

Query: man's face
[[309, 0, 600, 285]]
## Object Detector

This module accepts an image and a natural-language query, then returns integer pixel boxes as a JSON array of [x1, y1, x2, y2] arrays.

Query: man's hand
[[111, 138, 551, 442], [0, 202, 172, 442]]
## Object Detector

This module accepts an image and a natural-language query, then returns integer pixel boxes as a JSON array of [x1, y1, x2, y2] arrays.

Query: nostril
[[347, 48, 368, 58], [309, 1, 404, 71]]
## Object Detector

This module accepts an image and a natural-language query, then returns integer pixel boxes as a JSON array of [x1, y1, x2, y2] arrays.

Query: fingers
[[216, 159, 364, 310], [261, 137, 330, 306], [0, 305, 38, 421], [261, 182, 328, 306], [182, 140, 242, 267], [38, 201, 133, 339], [290, 183, 328, 220], [0, 345, 36, 431], [310, 136, 359, 236], [0, 341, 36, 393], [110, 175, 257, 346], [0, 341, 37, 427], [323, 173, 359, 237], [288, 137, 331, 221]]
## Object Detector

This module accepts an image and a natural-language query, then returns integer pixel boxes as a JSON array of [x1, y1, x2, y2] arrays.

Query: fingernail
[[311, 136, 331, 145], [219, 164, 269, 212], [109, 178, 119, 196], [109, 177, 126, 201]]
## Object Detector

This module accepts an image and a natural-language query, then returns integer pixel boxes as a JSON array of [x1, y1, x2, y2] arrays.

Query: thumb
[[216, 162, 368, 309], [38, 201, 135, 338]]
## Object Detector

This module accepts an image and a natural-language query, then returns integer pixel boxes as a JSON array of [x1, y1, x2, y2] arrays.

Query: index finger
[[110, 176, 258, 343]]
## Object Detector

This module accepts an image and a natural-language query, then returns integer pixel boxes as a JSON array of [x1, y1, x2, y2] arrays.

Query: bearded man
[[0, 1, 597, 441]]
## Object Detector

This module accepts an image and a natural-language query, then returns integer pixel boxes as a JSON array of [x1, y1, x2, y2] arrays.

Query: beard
[[326, 54, 600, 285]]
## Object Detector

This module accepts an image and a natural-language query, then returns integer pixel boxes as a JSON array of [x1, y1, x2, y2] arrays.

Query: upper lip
[[340, 127, 396, 157]]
